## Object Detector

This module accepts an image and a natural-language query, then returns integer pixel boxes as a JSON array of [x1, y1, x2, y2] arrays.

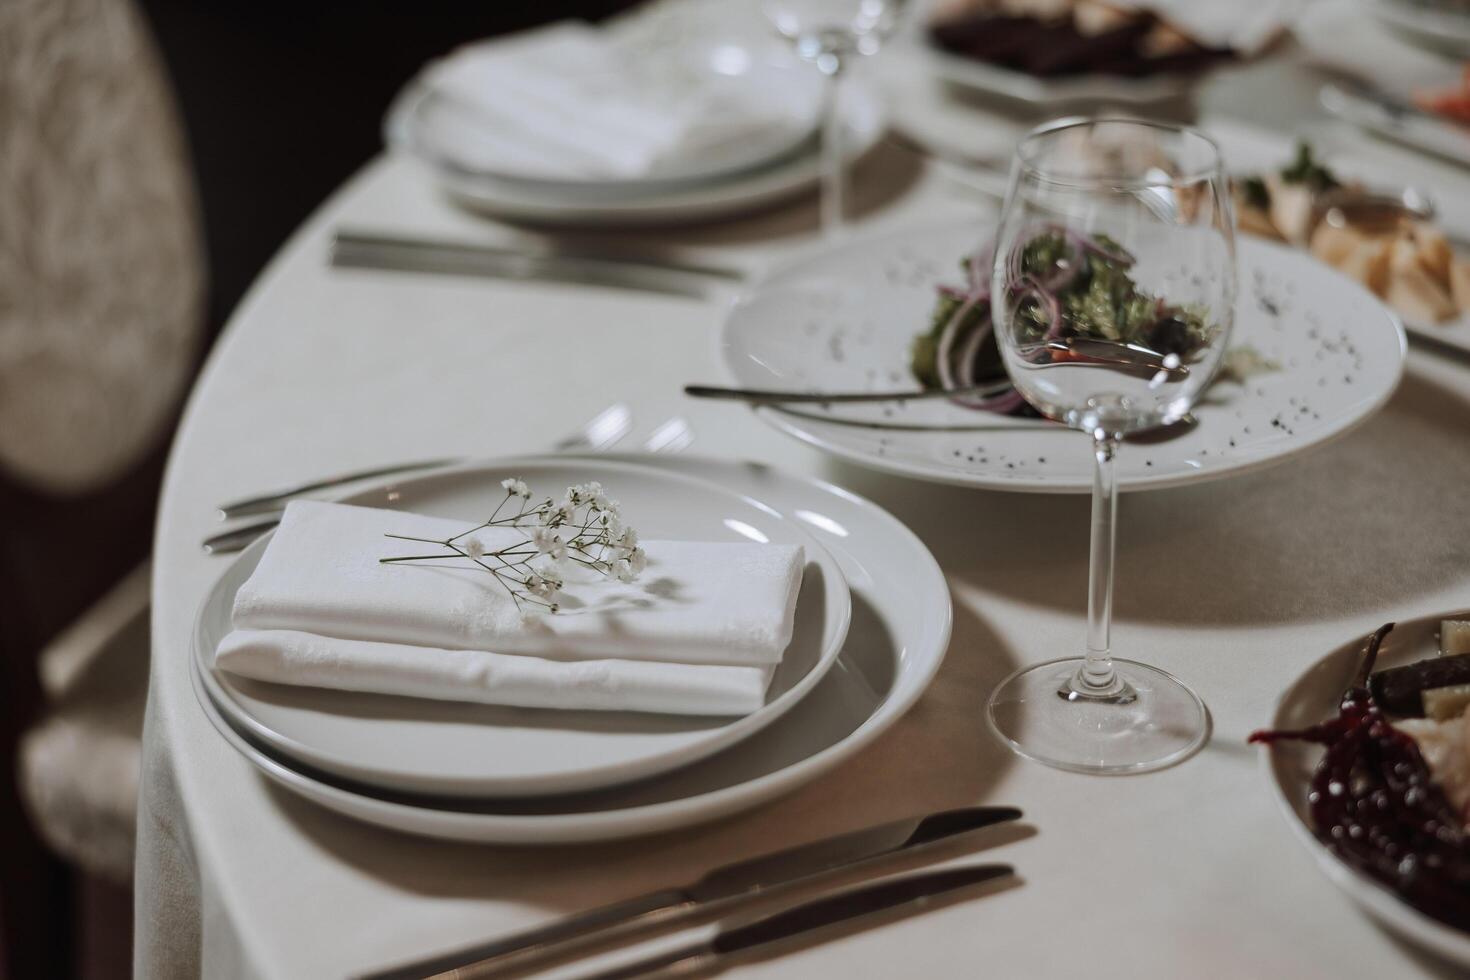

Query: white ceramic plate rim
[[720, 221, 1408, 494], [191, 456, 952, 844], [194, 457, 851, 796], [388, 84, 884, 226], [1259, 610, 1470, 967], [896, 31, 1202, 104], [1371, 0, 1470, 48]]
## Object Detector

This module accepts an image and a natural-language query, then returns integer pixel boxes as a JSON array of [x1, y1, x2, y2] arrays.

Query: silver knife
[[332, 231, 746, 299], [574, 863, 1015, 980], [359, 806, 1021, 980]]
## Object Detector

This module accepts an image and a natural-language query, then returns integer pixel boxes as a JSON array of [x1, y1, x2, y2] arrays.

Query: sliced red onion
[[955, 313, 992, 387]]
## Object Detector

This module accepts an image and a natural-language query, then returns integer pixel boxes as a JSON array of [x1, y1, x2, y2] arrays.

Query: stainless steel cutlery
[[361, 805, 1022, 980]]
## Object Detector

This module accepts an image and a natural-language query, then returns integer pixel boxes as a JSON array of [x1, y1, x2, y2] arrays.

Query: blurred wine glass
[[986, 118, 1237, 775], [761, 0, 907, 235]]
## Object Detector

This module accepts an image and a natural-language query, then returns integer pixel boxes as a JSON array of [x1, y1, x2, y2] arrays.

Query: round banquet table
[[137, 40, 1470, 980]]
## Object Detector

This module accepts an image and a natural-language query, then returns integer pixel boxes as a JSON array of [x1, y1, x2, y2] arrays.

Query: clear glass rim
[[1013, 117, 1225, 190]]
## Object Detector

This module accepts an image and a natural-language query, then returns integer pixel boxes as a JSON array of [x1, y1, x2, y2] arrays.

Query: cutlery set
[[362, 806, 1024, 979], [204, 404, 659, 553]]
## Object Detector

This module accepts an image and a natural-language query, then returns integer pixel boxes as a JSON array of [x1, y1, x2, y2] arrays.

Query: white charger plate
[[195, 458, 851, 797], [720, 222, 1406, 493], [387, 82, 885, 228], [1261, 611, 1470, 969], [191, 455, 951, 844]]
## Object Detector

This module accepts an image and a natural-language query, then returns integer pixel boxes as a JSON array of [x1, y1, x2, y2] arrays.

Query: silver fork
[[201, 413, 692, 555], [216, 404, 632, 521]]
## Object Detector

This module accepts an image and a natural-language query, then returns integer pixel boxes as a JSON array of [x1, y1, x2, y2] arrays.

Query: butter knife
[[575, 863, 1015, 980], [360, 806, 1021, 980]]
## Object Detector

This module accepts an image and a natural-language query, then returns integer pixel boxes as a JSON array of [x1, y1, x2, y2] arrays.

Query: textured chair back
[[0, 0, 205, 495]]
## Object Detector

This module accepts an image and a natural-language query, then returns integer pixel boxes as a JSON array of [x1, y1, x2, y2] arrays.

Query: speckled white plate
[[720, 222, 1406, 493], [1261, 612, 1470, 969], [190, 456, 950, 844], [194, 458, 850, 797]]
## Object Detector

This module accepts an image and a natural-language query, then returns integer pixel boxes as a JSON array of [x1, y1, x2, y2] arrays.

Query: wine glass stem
[[817, 53, 847, 237], [1068, 433, 1133, 702]]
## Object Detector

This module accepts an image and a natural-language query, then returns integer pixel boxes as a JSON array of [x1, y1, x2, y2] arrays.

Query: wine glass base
[[986, 658, 1208, 775]]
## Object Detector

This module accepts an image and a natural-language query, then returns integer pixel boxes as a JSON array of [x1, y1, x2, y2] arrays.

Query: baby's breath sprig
[[378, 478, 645, 613]]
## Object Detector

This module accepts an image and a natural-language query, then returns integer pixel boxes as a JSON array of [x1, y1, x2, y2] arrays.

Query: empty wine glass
[[761, 0, 907, 236], [986, 118, 1237, 775]]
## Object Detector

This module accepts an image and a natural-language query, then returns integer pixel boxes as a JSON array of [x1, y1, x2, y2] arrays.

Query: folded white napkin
[[1115, 0, 1306, 54], [217, 630, 774, 716], [217, 500, 805, 715], [419, 21, 808, 181], [233, 500, 804, 665]]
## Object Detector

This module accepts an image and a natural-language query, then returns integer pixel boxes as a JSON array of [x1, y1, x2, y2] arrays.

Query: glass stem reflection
[[1065, 432, 1135, 703], [816, 49, 846, 237]]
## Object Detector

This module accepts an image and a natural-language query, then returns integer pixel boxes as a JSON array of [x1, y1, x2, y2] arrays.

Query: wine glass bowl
[[986, 119, 1237, 775], [991, 120, 1236, 437]]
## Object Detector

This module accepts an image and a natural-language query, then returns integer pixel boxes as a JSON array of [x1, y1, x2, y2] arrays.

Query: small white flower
[[611, 559, 635, 583], [627, 546, 647, 577], [531, 527, 567, 560], [462, 537, 485, 560], [500, 477, 530, 498], [582, 481, 610, 510], [602, 512, 625, 538], [524, 570, 562, 600], [548, 500, 576, 526]]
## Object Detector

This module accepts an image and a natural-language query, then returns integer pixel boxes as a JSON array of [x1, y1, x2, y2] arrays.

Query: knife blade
[[331, 231, 746, 299], [578, 863, 1016, 980], [361, 806, 1021, 980]]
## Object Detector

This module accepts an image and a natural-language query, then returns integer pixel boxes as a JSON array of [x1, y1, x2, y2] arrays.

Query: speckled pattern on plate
[[721, 222, 1407, 493]]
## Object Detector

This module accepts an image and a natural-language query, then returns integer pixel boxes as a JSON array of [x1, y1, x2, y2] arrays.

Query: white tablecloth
[[136, 41, 1470, 980]]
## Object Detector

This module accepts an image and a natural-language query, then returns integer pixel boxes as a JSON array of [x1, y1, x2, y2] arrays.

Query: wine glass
[[761, 0, 907, 236], [986, 118, 1237, 775]]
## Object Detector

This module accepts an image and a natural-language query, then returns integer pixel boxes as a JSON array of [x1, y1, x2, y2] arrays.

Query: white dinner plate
[[1207, 116, 1470, 357], [897, 34, 1200, 106], [387, 42, 823, 195], [191, 455, 951, 844], [386, 82, 885, 228], [195, 458, 851, 797], [1371, 0, 1470, 58], [1261, 611, 1470, 969], [720, 221, 1406, 493]]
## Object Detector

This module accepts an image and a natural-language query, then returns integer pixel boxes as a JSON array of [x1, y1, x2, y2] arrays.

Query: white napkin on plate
[[216, 500, 804, 715], [232, 500, 804, 664], [216, 630, 774, 716], [419, 21, 804, 181]]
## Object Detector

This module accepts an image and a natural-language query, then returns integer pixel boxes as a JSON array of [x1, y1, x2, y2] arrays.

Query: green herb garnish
[[1280, 141, 1339, 192]]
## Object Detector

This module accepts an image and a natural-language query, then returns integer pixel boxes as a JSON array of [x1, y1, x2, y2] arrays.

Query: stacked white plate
[[192, 456, 952, 844], [384, 37, 886, 227]]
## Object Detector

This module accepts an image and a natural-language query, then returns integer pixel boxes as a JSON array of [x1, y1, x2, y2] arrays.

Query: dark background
[[0, 3, 640, 976]]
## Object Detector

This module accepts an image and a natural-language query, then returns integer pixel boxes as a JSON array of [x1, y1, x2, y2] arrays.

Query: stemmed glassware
[[986, 119, 1237, 774], [761, 0, 907, 236]]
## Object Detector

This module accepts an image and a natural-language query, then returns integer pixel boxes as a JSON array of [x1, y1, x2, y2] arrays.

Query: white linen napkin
[[419, 21, 806, 181], [1114, 0, 1306, 55], [216, 630, 774, 716], [231, 501, 805, 666]]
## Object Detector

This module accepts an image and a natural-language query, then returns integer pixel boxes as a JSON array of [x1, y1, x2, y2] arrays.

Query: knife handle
[[357, 887, 691, 980]]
